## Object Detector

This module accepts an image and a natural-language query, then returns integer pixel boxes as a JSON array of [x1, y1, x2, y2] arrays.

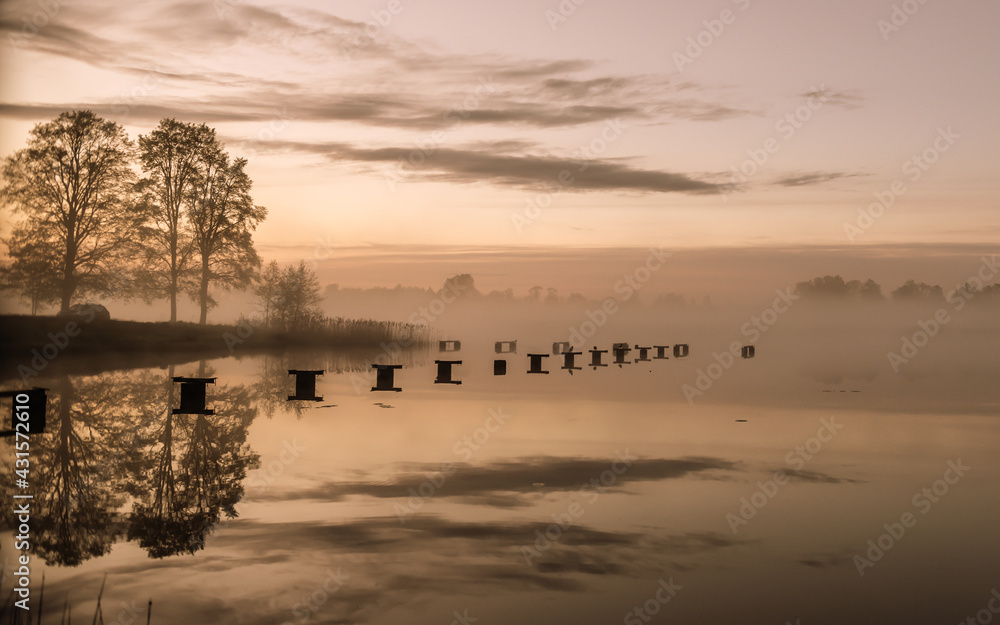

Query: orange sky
[[1, 0, 998, 297]]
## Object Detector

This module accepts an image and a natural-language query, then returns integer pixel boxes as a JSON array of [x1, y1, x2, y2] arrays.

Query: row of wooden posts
[[3, 341, 757, 426]]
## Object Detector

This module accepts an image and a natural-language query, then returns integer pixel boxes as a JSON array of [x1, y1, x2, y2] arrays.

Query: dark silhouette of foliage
[[136, 118, 265, 323], [0, 110, 138, 312], [795, 275, 885, 301], [0, 227, 61, 314], [891, 279, 944, 302], [254, 260, 323, 331], [135, 119, 215, 321], [4, 376, 134, 566], [125, 364, 259, 558], [188, 153, 266, 324]]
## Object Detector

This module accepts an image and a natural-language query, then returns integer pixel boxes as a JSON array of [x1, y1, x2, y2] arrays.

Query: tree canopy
[[1, 110, 139, 312], [1, 111, 266, 322]]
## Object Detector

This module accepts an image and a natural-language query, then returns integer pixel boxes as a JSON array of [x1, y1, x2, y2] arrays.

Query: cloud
[[260, 139, 719, 194], [774, 171, 862, 187], [2, 0, 752, 135], [802, 87, 865, 110], [249, 455, 737, 505], [778, 469, 863, 484]]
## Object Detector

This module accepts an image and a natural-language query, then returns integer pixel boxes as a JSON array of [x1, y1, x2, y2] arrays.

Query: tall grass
[[241, 314, 431, 349]]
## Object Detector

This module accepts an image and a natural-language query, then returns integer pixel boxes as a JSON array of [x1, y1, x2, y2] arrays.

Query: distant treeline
[[793, 275, 1000, 304], [325, 273, 691, 308], [324, 272, 1000, 310]]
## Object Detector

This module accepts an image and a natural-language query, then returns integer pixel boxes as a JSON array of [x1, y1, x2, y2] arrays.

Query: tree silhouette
[[891, 279, 944, 302], [0, 366, 260, 564], [0, 110, 138, 312], [187, 152, 266, 324], [853, 278, 885, 301], [253, 260, 283, 327], [6, 376, 131, 566], [795, 275, 885, 301], [126, 365, 260, 558], [0, 226, 61, 314], [440, 273, 480, 299], [254, 260, 322, 331], [135, 119, 216, 322]]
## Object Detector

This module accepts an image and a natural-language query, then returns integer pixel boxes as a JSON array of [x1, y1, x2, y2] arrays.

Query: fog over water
[[2, 246, 998, 625], [2, 0, 999, 620]]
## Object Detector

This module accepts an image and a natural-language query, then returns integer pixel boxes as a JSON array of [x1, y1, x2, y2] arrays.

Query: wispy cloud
[[774, 171, 863, 187], [250, 456, 737, 505], [262, 139, 720, 194]]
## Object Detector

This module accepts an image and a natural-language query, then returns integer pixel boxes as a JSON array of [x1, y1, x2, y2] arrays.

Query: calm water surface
[[1, 330, 998, 625]]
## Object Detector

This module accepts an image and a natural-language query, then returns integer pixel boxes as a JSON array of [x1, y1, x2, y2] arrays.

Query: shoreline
[[0, 314, 428, 381]]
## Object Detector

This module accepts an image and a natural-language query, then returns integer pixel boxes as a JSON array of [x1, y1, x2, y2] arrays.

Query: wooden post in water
[[561, 350, 583, 372], [434, 360, 463, 385], [287, 370, 324, 401], [371, 364, 403, 392], [527, 354, 550, 374], [171, 378, 216, 415], [589, 347, 608, 368]]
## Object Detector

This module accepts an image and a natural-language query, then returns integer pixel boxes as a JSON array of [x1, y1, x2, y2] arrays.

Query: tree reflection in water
[[1, 365, 259, 565], [127, 363, 260, 558]]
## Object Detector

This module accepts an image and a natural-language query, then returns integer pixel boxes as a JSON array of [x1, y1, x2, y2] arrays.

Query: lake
[[2, 313, 999, 625]]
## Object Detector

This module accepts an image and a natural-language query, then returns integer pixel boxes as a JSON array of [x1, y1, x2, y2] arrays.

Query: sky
[[0, 0, 998, 297]]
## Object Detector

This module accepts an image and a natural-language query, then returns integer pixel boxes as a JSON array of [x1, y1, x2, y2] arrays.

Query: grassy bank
[[0, 314, 429, 380]]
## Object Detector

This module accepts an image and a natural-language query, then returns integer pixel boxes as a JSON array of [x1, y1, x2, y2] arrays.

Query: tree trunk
[[198, 255, 209, 325], [169, 237, 178, 322], [60, 251, 74, 313]]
